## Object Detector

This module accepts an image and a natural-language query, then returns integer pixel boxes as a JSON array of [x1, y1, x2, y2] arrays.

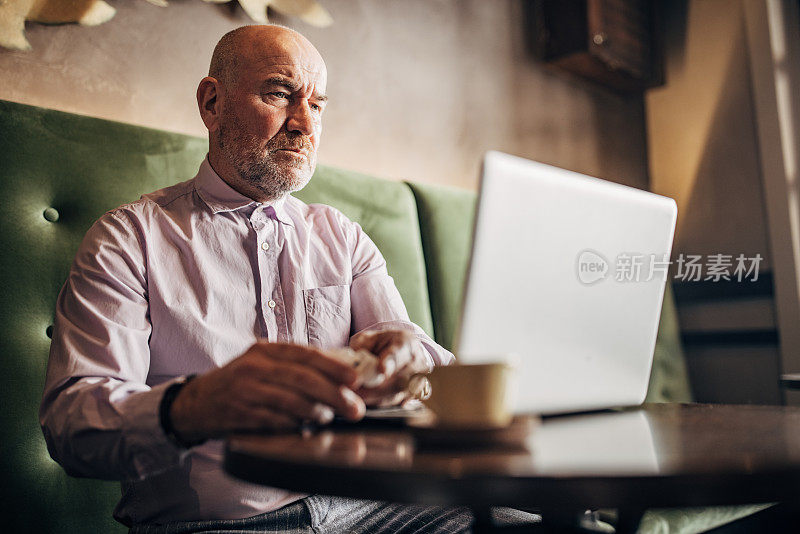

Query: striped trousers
[[129, 495, 540, 533]]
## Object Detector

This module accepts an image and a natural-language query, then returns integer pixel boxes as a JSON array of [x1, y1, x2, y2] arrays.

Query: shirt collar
[[194, 157, 294, 227]]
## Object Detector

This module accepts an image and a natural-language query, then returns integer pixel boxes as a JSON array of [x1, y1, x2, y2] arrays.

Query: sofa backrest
[[407, 181, 477, 350], [1, 100, 212, 533]]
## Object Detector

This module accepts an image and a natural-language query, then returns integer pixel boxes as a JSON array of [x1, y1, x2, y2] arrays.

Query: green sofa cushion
[[645, 283, 693, 403], [406, 181, 476, 349], [0, 100, 207, 532], [295, 167, 434, 337]]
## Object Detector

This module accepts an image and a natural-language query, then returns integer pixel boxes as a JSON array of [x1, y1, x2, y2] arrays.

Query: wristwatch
[[159, 374, 204, 449]]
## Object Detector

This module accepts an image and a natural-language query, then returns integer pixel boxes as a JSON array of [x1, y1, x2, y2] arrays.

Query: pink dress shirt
[[39, 158, 454, 526]]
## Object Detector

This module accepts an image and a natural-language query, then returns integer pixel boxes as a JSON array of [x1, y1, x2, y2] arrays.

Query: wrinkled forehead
[[243, 35, 327, 85]]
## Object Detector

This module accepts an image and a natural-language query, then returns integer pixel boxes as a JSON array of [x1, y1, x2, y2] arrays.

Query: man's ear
[[197, 76, 222, 133]]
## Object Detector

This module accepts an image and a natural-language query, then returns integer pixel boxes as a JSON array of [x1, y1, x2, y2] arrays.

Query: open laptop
[[454, 151, 677, 415]]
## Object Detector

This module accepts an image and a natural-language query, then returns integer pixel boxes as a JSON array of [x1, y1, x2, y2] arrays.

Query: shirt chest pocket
[[303, 285, 352, 350]]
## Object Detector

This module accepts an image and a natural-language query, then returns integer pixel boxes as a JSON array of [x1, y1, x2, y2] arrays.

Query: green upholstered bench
[[0, 99, 762, 533]]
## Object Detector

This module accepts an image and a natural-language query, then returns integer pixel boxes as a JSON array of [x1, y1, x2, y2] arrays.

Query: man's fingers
[[349, 331, 389, 354], [360, 388, 409, 408], [253, 342, 359, 386], [338, 386, 367, 420], [357, 372, 405, 397], [257, 360, 365, 421], [348, 332, 373, 352], [349, 331, 427, 379], [242, 382, 335, 424], [377, 341, 413, 376], [355, 372, 413, 407]]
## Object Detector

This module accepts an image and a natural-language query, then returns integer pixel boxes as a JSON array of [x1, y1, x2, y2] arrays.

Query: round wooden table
[[224, 404, 800, 532]]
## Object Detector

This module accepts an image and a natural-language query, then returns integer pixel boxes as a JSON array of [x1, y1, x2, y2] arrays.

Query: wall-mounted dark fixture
[[525, 0, 665, 93]]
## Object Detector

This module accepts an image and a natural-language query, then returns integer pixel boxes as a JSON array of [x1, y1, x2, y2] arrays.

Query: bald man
[[40, 25, 518, 533]]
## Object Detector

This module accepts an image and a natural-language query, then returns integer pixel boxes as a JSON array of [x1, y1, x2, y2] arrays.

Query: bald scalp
[[208, 27, 245, 88], [208, 24, 324, 89]]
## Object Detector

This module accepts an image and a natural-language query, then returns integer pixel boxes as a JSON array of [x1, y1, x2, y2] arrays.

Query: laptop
[[454, 151, 677, 415]]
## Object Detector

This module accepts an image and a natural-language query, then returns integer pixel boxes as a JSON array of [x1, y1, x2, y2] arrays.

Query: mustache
[[268, 134, 313, 153]]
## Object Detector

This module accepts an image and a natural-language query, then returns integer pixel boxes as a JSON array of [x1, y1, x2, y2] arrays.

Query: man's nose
[[286, 100, 315, 136]]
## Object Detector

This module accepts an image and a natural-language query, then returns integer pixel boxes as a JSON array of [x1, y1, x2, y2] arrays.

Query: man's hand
[[169, 342, 366, 443], [348, 330, 432, 407]]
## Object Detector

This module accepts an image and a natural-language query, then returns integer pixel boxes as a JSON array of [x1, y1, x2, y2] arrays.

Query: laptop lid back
[[455, 151, 677, 414]]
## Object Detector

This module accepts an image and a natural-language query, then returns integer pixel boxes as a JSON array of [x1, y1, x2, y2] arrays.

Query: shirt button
[[261, 242, 270, 251], [267, 300, 276, 309]]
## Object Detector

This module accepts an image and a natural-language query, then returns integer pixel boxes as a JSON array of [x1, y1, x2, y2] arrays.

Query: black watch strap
[[159, 374, 204, 449]]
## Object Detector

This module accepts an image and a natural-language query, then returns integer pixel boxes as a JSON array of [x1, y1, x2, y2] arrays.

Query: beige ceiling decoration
[[0, 0, 115, 50], [0, 0, 331, 51], [147, 0, 333, 27]]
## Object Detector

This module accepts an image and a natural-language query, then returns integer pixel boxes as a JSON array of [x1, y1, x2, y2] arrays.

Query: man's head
[[198, 25, 328, 202]]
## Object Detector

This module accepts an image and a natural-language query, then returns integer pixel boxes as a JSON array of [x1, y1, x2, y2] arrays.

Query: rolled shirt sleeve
[[347, 219, 455, 367], [39, 210, 186, 481]]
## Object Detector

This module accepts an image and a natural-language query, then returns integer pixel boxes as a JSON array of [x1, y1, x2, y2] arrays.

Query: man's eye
[[270, 92, 289, 99], [310, 103, 322, 111]]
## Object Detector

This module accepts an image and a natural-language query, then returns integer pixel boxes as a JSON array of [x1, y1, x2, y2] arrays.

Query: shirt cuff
[[118, 377, 193, 480]]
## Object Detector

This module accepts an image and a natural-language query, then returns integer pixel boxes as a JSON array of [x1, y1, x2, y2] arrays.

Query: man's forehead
[[245, 31, 324, 66], [242, 43, 327, 87], [253, 57, 326, 76]]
